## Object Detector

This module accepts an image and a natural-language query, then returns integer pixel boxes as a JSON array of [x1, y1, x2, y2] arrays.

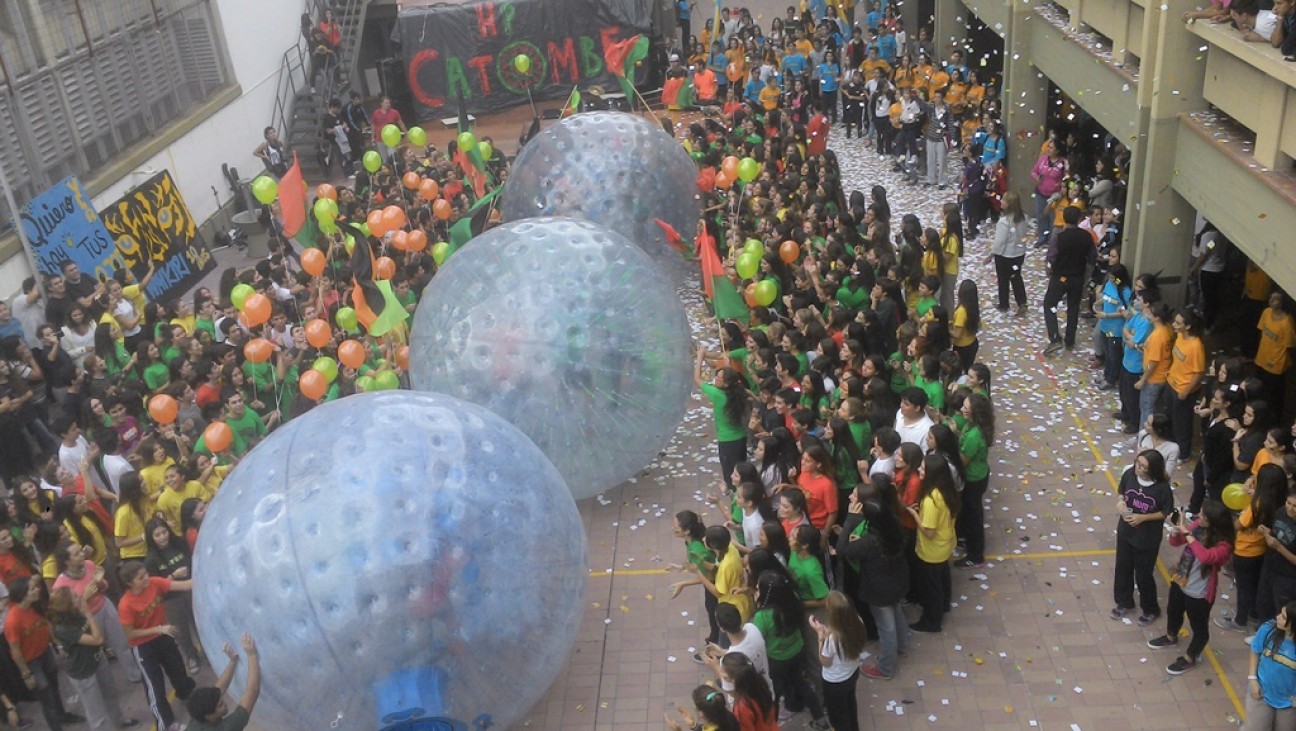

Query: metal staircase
[[270, 0, 372, 182]]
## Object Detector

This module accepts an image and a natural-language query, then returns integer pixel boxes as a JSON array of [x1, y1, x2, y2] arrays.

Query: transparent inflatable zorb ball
[[501, 111, 699, 277], [409, 217, 692, 499], [192, 391, 586, 731]]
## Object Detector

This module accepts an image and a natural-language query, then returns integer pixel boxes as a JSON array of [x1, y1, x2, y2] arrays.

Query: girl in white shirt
[[811, 591, 867, 731]]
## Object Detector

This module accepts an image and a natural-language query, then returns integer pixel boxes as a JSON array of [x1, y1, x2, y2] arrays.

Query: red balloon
[[242, 294, 271, 327], [203, 422, 233, 453], [243, 338, 274, 364], [374, 256, 396, 280], [433, 199, 452, 221], [299, 370, 328, 401], [338, 340, 366, 370], [406, 230, 428, 252], [418, 179, 440, 201], [302, 248, 326, 277], [390, 231, 410, 251], [304, 319, 332, 348], [147, 395, 178, 425], [316, 183, 337, 201], [779, 240, 801, 264]]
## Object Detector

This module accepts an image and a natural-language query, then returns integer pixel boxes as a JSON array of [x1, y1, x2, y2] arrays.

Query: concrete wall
[[0, 0, 307, 296]]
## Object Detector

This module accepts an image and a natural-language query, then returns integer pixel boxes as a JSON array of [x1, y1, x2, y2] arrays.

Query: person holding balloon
[[370, 97, 406, 160], [1220, 465, 1288, 633]]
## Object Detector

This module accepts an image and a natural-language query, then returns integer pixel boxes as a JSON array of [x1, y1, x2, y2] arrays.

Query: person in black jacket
[[837, 476, 909, 680], [1112, 450, 1174, 627], [1189, 385, 1242, 515], [1042, 206, 1096, 354]]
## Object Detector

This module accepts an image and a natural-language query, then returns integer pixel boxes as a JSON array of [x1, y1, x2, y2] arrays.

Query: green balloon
[[735, 252, 760, 280], [230, 283, 254, 311], [380, 124, 403, 148], [362, 150, 382, 173], [251, 176, 278, 205], [319, 218, 339, 236], [738, 156, 760, 183], [373, 370, 400, 391], [743, 239, 763, 257], [514, 54, 531, 73], [407, 126, 427, 147], [754, 278, 778, 306], [344, 234, 355, 255], [312, 197, 337, 221], [456, 131, 477, 153], [478, 141, 493, 160], [431, 241, 451, 265], [355, 375, 375, 392], [312, 356, 339, 384], [335, 306, 358, 332]]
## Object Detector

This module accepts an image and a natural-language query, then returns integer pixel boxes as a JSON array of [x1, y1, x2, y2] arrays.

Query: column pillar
[[1001, 0, 1048, 204]]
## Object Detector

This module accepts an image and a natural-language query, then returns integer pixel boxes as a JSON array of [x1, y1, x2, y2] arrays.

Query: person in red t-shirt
[[0, 531, 33, 587], [796, 446, 839, 534], [4, 577, 83, 730], [370, 97, 406, 159], [117, 561, 195, 731]]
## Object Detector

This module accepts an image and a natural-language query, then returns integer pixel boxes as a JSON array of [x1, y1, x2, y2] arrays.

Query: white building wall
[[1, 0, 307, 296]]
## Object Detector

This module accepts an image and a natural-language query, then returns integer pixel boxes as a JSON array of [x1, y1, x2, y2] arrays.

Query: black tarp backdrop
[[398, 0, 661, 117]]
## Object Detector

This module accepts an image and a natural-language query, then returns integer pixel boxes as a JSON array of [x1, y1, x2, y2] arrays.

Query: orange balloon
[[721, 155, 739, 180], [242, 293, 271, 326], [299, 369, 328, 400], [203, 421, 233, 453], [406, 230, 428, 252], [304, 319, 332, 348], [147, 394, 178, 425], [743, 282, 760, 307], [395, 345, 410, 371], [338, 339, 366, 370], [381, 205, 406, 232], [779, 240, 801, 264], [316, 183, 337, 201], [367, 209, 387, 236], [402, 172, 421, 190], [716, 172, 733, 190], [418, 179, 440, 201], [390, 231, 410, 251], [301, 248, 326, 277], [374, 256, 396, 280], [243, 337, 274, 364], [433, 199, 452, 221]]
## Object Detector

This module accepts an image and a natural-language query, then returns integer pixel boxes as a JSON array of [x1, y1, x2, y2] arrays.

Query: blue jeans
[[1034, 192, 1051, 246], [868, 603, 910, 676], [1139, 382, 1167, 430], [1102, 335, 1124, 387]]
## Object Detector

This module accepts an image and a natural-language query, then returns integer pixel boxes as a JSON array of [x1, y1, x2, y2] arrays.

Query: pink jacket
[[1168, 520, 1233, 603], [1031, 154, 1066, 197]]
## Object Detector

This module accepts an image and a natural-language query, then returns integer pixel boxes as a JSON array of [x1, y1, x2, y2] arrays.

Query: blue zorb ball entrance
[[192, 391, 587, 731]]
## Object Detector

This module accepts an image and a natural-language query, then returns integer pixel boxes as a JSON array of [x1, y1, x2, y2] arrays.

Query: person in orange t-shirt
[[117, 561, 195, 731], [4, 577, 80, 728], [1136, 302, 1175, 429], [1167, 309, 1207, 458], [1255, 292, 1296, 413], [796, 447, 839, 535]]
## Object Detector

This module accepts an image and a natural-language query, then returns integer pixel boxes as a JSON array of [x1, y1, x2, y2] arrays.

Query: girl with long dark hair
[[697, 347, 750, 490], [751, 571, 825, 725], [1112, 450, 1173, 626], [1147, 500, 1235, 675], [905, 454, 960, 633], [722, 653, 778, 731], [839, 480, 910, 679], [668, 510, 720, 645], [1221, 464, 1288, 633], [954, 393, 995, 569], [1244, 599, 1296, 728], [950, 279, 981, 372]]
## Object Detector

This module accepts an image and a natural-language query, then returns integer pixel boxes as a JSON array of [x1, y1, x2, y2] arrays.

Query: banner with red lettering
[[399, 0, 657, 116]]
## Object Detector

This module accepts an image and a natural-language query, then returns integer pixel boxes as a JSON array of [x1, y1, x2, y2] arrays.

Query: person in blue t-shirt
[[1118, 291, 1153, 434], [1247, 602, 1296, 727], [816, 52, 841, 123], [708, 42, 729, 95], [676, 0, 694, 52], [744, 68, 764, 104], [876, 26, 897, 63], [781, 43, 807, 89]]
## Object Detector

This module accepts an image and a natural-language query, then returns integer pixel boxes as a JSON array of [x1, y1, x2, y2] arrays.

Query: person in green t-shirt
[[788, 525, 830, 607], [135, 341, 170, 392], [218, 390, 276, 457], [185, 633, 261, 731], [751, 571, 826, 723], [695, 347, 749, 490], [954, 393, 995, 569], [824, 418, 865, 496], [668, 510, 720, 645], [912, 355, 944, 412]]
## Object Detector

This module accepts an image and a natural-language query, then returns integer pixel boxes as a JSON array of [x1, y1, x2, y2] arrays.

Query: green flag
[[449, 187, 502, 250], [711, 276, 749, 321]]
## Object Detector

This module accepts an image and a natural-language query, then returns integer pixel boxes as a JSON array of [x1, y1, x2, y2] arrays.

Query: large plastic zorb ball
[[502, 111, 699, 275], [192, 391, 586, 731], [409, 217, 692, 499]]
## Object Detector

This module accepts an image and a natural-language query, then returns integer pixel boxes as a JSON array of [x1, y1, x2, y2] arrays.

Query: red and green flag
[[604, 34, 650, 101], [662, 77, 695, 108]]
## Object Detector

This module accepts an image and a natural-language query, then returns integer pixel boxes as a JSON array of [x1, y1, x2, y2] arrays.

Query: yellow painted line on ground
[[1036, 354, 1244, 718]]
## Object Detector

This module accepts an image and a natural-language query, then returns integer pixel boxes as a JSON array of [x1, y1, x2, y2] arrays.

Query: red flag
[[278, 153, 307, 237], [603, 34, 643, 78], [654, 219, 690, 257], [697, 227, 722, 300], [453, 149, 487, 198]]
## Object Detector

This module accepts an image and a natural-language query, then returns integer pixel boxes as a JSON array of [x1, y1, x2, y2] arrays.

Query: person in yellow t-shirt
[[950, 281, 981, 370], [758, 76, 782, 111], [1168, 309, 1207, 457], [114, 472, 153, 561], [1255, 292, 1296, 406], [137, 438, 176, 502], [859, 48, 890, 79], [905, 454, 959, 632], [111, 261, 155, 318], [688, 526, 754, 622], [155, 464, 214, 534]]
